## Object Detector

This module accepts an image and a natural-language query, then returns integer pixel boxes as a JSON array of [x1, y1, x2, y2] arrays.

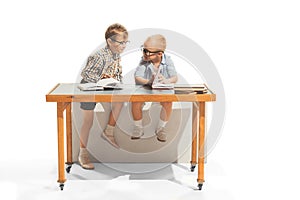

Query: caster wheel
[[198, 183, 203, 190], [59, 183, 64, 191], [66, 165, 72, 173], [190, 165, 196, 172]]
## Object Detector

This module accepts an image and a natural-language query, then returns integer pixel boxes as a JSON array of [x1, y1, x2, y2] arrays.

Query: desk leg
[[66, 103, 73, 173], [190, 102, 198, 172], [57, 102, 66, 190], [197, 102, 205, 190]]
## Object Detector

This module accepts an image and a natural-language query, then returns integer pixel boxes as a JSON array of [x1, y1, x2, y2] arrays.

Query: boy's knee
[[160, 102, 172, 107], [112, 102, 123, 109], [132, 102, 144, 108]]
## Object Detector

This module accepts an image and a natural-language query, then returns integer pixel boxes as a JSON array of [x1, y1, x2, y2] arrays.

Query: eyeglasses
[[140, 46, 163, 56], [110, 38, 130, 46]]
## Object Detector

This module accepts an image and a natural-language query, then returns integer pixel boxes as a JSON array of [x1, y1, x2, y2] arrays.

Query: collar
[[161, 54, 166, 66], [147, 54, 167, 73], [105, 46, 120, 60], [146, 54, 166, 66]]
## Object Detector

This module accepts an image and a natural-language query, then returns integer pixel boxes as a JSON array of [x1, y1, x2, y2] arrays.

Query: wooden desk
[[46, 84, 216, 190]]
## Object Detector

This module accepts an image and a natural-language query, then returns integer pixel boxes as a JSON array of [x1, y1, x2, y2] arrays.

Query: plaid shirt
[[81, 46, 122, 83]]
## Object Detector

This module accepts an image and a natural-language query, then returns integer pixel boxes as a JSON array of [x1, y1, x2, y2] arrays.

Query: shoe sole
[[78, 159, 95, 170], [101, 133, 119, 148], [157, 137, 166, 142], [81, 165, 95, 170], [131, 132, 144, 140]]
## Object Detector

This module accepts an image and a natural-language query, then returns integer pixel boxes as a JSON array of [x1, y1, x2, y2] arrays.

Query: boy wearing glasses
[[131, 34, 178, 142], [79, 23, 129, 169]]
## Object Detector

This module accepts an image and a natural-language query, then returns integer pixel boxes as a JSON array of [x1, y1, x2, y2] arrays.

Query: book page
[[151, 65, 174, 89], [77, 83, 103, 91], [96, 78, 120, 86], [78, 78, 122, 91], [152, 82, 174, 89]]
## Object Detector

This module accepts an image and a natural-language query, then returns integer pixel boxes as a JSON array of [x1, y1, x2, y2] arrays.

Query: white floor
[[0, 159, 234, 200]]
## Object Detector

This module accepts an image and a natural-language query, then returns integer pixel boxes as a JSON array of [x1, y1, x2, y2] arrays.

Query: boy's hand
[[101, 74, 112, 79], [148, 73, 156, 84], [157, 74, 170, 84]]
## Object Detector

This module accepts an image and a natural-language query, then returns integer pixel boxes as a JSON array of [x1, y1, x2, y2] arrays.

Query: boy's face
[[107, 32, 129, 54], [142, 40, 163, 62]]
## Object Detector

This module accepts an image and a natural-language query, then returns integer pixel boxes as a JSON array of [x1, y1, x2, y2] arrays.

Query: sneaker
[[78, 149, 94, 170], [102, 128, 119, 148], [155, 127, 167, 142], [131, 126, 144, 139]]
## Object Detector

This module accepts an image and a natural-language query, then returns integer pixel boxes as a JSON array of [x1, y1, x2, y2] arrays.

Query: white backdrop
[[1, 0, 300, 199]]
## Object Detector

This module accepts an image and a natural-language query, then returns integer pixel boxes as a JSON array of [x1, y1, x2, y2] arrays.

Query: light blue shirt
[[134, 54, 177, 83]]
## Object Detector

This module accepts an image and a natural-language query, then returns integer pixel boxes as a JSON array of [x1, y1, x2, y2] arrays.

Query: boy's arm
[[134, 63, 155, 85], [157, 74, 178, 84], [135, 75, 155, 85], [81, 54, 104, 83], [166, 75, 178, 83], [161, 56, 178, 83]]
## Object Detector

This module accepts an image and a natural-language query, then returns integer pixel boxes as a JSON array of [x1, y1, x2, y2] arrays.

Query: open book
[[151, 67, 174, 89], [151, 82, 174, 89], [77, 78, 122, 91]]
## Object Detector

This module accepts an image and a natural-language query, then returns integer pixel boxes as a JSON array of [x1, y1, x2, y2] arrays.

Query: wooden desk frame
[[46, 84, 216, 190]]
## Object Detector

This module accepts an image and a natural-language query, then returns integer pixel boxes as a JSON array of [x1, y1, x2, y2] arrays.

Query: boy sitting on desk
[[131, 34, 178, 142]]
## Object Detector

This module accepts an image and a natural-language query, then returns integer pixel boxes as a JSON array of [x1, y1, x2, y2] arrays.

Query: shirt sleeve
[[165, 56, 177, 78], [81, 54, 105, 83], [134, 59, 148, 78], [134, 65, 147, 78]]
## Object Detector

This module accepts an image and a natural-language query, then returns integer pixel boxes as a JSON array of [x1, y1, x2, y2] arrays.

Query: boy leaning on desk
[[78, 23, 129, 170], [131, 34, 178, 142]]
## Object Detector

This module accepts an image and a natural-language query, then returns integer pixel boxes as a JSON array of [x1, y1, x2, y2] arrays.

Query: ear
[[107, 38, 113, 46]]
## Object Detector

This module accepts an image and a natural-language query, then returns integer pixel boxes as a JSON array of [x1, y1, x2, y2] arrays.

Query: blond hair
[[105, 23, 128, 40], [145, 34, 166, 52]]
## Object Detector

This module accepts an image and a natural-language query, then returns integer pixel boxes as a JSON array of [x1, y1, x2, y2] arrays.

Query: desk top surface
[[46, 83, 216, 102]]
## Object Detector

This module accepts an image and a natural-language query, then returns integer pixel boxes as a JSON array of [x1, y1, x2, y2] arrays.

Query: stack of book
[[174, 84, 208, 94]]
